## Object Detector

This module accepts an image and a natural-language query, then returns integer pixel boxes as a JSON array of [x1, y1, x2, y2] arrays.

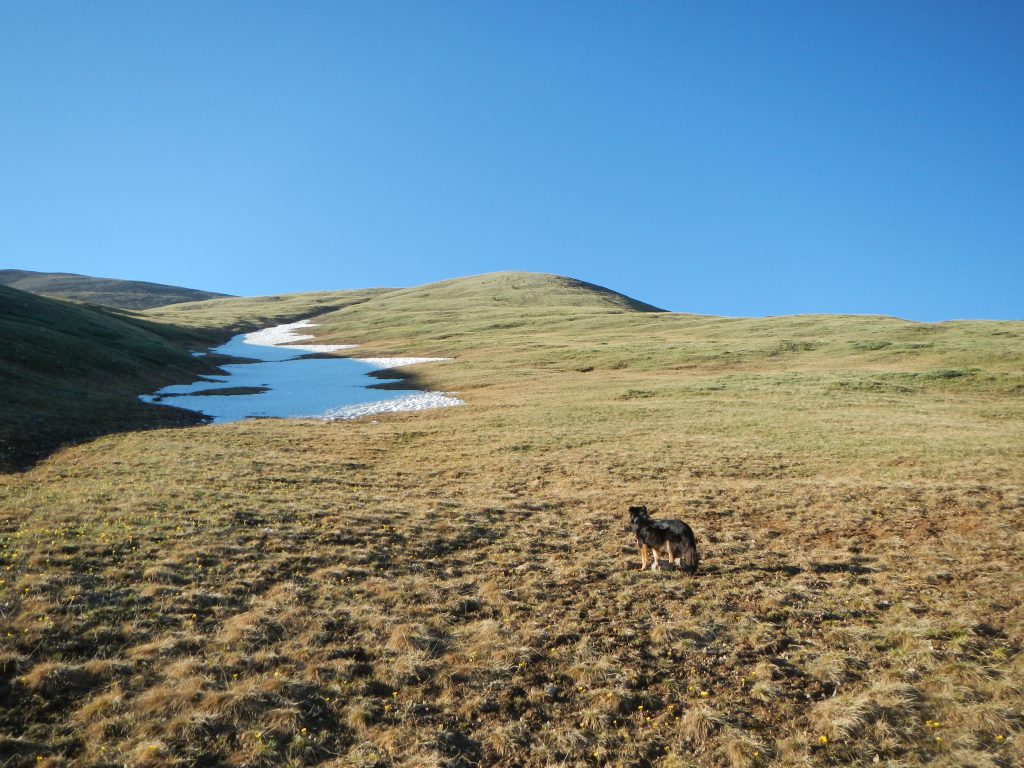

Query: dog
[[629, 505, 699, 574]]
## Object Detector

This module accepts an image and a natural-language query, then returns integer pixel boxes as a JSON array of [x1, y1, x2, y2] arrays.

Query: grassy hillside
[[0, 269, 231, 310], [139, 273, 656, 335], [348, 272, 666, 312], [143, 287, 394, 334], [0, 280, 400, 468], [0, 285, 218, 469], [1, 272, 1022, 767]]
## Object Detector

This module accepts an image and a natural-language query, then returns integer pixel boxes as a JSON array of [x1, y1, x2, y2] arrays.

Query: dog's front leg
[[650, 547, 660, 571], [637, 538, 648, 570]]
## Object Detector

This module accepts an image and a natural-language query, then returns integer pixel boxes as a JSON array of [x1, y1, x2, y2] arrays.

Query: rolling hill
[[140, 272, 662, 333], [143, 286, 396, 334], [360, 271, 666, 312], [1, 272, 662, 467], [0, 269, 231, 310], [0, 284, 217, 468]]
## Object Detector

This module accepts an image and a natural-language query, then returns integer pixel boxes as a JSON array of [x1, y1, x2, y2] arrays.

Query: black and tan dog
[[629, 505, 699, 574]]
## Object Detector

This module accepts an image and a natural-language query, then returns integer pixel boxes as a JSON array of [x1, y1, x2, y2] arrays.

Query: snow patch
[[321, 392, 464, 421], [245, 318, 453, 369], [244, 319, 357, 353], [355, 356, 451, 369]]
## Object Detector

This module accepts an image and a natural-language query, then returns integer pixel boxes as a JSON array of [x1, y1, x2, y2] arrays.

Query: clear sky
[[1, 2, 1021, 320]]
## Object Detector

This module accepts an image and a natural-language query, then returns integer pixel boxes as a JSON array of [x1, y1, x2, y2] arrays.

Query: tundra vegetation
[[1, 272, 1022, 767]]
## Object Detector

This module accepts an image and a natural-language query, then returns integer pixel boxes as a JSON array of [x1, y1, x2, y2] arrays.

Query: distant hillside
[[142, 272, 663, 335], [144, 287, 396, 334], [10, 269, 666, 467], [0, 269, 231, 309], [372, 272, 666, 312], [293, 271, 669, 359], [16, 268, 1020, 473], [0, 284, 215, 468]]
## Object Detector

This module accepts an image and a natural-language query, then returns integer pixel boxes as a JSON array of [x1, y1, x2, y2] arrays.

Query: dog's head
[[628, 505, 650, 527]]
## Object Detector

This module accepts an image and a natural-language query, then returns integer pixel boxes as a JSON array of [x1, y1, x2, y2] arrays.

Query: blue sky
[[1, 2, 1021, 320]]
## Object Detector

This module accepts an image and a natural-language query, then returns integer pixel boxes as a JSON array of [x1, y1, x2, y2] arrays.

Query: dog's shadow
[[810, 561, 877, 575], [648, 561, 691, 573]]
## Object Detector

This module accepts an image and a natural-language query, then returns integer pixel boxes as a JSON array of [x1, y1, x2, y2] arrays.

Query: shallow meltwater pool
[[140, 319, 462, 424]]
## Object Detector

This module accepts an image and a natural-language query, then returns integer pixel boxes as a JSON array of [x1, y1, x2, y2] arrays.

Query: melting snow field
[[141, 319, 462, 424]]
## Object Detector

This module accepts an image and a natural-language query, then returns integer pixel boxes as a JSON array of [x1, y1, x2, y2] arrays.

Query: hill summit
[[352, 272, 665, 313]]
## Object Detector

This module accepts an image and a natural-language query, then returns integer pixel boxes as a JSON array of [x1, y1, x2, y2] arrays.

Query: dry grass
[[1, 274, 1022, 766]]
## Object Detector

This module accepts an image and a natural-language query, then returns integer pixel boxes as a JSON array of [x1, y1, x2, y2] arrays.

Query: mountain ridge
[[0, 269, 232, 310]]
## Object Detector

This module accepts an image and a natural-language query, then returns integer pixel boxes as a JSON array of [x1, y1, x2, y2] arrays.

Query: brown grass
[[1, 280, 1022, 766]]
